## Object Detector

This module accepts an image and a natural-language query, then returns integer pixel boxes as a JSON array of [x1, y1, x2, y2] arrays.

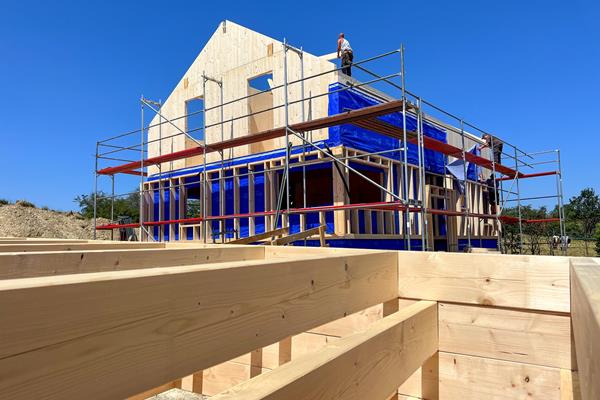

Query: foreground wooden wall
[[176, 249, 581, 400], [1, 241, 596, 399]]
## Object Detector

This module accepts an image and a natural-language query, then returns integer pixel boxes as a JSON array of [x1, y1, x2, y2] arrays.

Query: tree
[[595, 223, 600, 256], [501, 205, 555, 255], [568, 188, 600, 256], [74, 191, 140, 222]]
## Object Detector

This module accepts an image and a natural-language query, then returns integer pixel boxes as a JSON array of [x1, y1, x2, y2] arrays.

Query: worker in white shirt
[[337, 33, 354, 76]]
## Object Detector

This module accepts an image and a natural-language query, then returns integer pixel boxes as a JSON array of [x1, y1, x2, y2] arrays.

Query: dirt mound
[[0, 203, 112, 240]]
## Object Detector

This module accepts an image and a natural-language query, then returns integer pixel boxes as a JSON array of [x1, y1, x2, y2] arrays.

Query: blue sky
[[0, 0, 598, 211]]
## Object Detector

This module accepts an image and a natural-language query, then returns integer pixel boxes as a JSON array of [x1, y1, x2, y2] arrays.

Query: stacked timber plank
[[0, 239, 597, 399]]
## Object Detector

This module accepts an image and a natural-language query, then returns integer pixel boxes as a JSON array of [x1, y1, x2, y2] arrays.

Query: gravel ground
[[0, 203, 112, 240], [148, 389, 209, 399]]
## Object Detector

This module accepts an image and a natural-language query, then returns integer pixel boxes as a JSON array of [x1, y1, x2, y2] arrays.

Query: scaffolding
[[93, 44, 566, 254]]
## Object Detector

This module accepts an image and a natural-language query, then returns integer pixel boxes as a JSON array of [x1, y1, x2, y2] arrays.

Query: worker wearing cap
[[479, 133, 504, 165], [337, 33, 353, 77]]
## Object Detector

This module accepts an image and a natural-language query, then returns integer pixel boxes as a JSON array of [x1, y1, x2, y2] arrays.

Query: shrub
[[595, 224, 600, 256], [0, 199, 9, 206], [16, 200, 35, 208]]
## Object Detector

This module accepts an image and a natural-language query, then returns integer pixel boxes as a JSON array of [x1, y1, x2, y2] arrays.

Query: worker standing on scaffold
[[479, 133, 504, 165], [337, 33, 353, 77]]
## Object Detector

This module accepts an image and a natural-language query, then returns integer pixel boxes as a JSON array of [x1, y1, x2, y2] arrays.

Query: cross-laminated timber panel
[[0, 250, 397, 400], [571, 257, 600, 400]]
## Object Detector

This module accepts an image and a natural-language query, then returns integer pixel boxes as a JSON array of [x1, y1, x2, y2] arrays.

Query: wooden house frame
[[94, 20, 566, 252]]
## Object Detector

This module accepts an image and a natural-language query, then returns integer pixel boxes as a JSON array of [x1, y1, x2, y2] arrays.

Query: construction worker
[[479, 133, 504, 165], [485, 176, 499, 216], [337, 33, 353, 77]]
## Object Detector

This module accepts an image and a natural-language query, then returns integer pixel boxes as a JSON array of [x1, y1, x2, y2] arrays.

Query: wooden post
[[332, 147, 349, 237], [169, 178, 177, 241], [248, 166, 256, 236]]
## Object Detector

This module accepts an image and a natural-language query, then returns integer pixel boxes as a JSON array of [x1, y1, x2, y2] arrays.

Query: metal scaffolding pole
[[556, 149, 567, 255], [276, 39, 292, 231], [460, 119, 471, 250], [490, 137, 501, 251], [201, 74, 226, 242], [300, 47, 307, 219], [93, 142, 99, 240], [110, 175, 115, 241], [158, 99, 163, 241], [202, 72, 208, 243], [514, 147, 524, 253], [416, 97, 427, 250], [139, 97, 145, 242], [400, 45, 411, 250]]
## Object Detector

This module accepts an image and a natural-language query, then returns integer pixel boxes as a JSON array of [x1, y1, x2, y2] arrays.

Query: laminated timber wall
[[146, 20, 335, 173], [0, 238, 597, 399]]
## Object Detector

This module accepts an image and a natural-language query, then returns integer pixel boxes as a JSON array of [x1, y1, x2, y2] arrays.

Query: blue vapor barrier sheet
[[445, 144, 480, 194], [327, 83, 447, 174]]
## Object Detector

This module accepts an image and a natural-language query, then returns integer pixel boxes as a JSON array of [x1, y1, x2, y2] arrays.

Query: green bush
[[74, 191, 139, 222], [16, 200, 35, 208], [595, 225, 600, 256], [0, 199, 9, 206]]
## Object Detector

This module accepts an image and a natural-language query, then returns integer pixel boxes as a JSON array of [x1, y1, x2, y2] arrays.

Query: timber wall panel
[[397, 252, 570, 312], [439, 302, 572, 369], [570, 258, 600, 400], [0, 252, 397, 400], [438, 352, 564, 399]]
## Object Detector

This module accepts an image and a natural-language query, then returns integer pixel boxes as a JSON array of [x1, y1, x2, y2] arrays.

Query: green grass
[[506, 238, 597, 257]]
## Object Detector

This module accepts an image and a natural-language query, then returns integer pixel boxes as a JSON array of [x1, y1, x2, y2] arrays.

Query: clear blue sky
[[0, 0, 598, 211]]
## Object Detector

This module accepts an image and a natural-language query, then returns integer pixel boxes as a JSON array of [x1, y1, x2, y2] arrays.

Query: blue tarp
[[445, 144, 480, 194], [151, 83, 453, 243], [327, 83, 447, 174]]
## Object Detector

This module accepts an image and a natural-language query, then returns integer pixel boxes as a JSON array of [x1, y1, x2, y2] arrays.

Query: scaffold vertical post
[[110, 174, 115, 241], [556, 149, 567, 255], [202, 74, 208, 243], [157, 99, 163, 241], [514, 147, 524, 253], [514, 148, 524, 252], [400, 44, 411, 250], [300, 46, 307, 218], [283, 39, 291, 221], [93, 142, 99, 240], [490, 136, 501, 251], [139, 96, 145, 242], [416, 97, 427, 250], [460, 119, 471, 250]]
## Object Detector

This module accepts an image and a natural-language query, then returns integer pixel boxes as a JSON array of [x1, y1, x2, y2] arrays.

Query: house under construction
[[94, 20, 566, 252]]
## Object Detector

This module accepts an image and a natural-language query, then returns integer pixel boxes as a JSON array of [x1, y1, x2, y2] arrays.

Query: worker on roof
[[337, 33, 353, 77], [479, 133, 504, 165]]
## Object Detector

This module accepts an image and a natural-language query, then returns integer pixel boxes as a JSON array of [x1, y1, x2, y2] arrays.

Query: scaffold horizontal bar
[[96, 100, 413, 175]]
